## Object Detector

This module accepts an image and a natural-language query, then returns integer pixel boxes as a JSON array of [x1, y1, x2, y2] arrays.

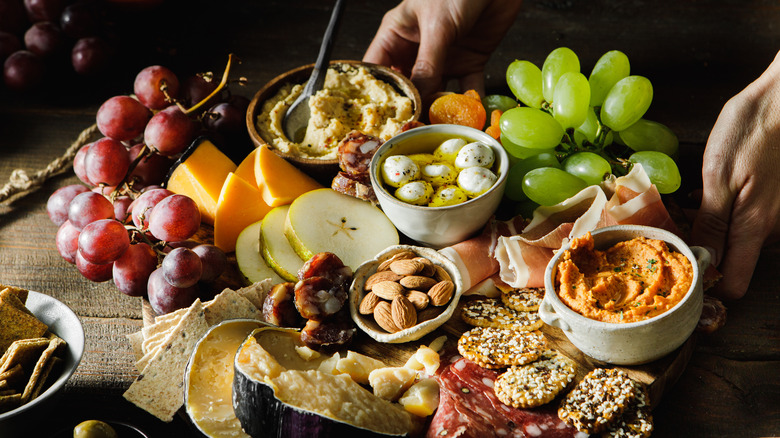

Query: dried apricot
[[429, 92, 487, 129], [485, 109, 503, 139]]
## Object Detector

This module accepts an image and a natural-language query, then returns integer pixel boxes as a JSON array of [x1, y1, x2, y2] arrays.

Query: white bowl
[[349, 245, 464, 343], [0, 291, 85, 428], [369, 124, 508, 249], [539, 225, 710, 365]]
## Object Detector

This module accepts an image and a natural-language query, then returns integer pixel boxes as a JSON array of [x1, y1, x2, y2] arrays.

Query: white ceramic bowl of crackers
[[0, 288, 84, 428], [540, 225, 710, 365], [349, 245, 463, 343], [369, 124, 509, 249]]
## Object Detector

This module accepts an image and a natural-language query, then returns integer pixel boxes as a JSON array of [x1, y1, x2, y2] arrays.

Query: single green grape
[[575, 107, 600, 144], [501, 133, 552, 159], [563, 151, 612, 186], [600, 75, 653, 131], [504, 151, 561, 201], [506, 60, 545, 108], [628, 151, 681, 194], [500, 106, 564, 150], [553, 71, 591, 129], [541, 47, 580, 103], [482, 94, 518, 115], [589, 50, 630, 107], [522, 167, 588, 206], [618, 118, 679, 157]]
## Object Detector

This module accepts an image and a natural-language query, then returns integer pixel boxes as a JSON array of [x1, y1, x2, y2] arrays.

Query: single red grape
[[181, 73, 219, 109], [73, 142, 93, 185], [162, 247, 202, 288], [24, 21, 64, 58], [75, 251, 113, 282], [130, 188, 173, 229], [147, 267, 199, 315], [147, 194, 201, 242], [96, 95, 151, 142], [134, 65, 179, 110], [24, 0, 65, 22], [127, 143, 174, 189], [60, 2, 103, 39], [113, 195, 133, 223], [68, 191, 114, 230], [77, 218, 130, 265], [55, 220, 80, 264], [47, 184, 89, 226], [192, 244, 227, 282], [71, 36, 111, 76], [3, 50, 44, 91], [113, 242, 158, 297], [143, 105, 198, 156], [84, 137, 131, 186]]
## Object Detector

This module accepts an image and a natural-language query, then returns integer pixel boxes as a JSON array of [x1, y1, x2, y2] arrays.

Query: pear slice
[[261, 205, 304, 282], [235, 220, 284, 285], [284, 188, 399, 271]]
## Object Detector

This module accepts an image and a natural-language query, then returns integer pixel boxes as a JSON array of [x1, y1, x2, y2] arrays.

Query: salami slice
[[429, 357, 585, 438]]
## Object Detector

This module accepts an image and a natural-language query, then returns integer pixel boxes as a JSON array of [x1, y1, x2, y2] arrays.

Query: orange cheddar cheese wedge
[[213, 172, 273, 253], [254, 145, 322, 207], [234, 147, 259, 186], [166, 139, 237, 225]]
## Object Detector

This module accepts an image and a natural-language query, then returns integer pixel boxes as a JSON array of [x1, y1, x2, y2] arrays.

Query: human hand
[[363, 0, 522, 105], [690, 51, 780, 300]]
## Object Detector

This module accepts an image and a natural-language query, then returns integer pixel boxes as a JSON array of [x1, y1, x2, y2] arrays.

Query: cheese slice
[[234, 147, 259, 186], [166, 139, 237, 225], [213, 172, 273, 253], [254, 145, 323, 207]]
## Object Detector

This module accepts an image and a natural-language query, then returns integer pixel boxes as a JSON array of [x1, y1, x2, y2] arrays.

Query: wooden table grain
[[1, 1, 778, 436]]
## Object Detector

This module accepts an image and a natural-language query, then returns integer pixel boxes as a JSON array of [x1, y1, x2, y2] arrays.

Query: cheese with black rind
[[233, 327, 412, 438]]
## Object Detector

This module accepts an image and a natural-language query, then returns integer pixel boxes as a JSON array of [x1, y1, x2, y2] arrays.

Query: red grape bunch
[[46, 60, 250, 315]]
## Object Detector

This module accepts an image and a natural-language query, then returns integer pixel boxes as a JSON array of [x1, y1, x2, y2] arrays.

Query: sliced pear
[[261, 205, 304, 282], [235, 219, 284, 285], [284, 188, 399, 271]]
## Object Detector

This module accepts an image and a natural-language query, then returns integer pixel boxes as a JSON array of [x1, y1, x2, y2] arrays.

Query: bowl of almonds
[[348, 245, 463, 343]]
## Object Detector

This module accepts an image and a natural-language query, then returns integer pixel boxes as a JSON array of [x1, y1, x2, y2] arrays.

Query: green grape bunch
[[490, 47, 681, 209]]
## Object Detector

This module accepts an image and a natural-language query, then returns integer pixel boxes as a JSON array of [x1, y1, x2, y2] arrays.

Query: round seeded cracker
[[457, 327, 548, 369], [494, 352, 577, 408], [601, 380, 654, 438], [500, 287, 544, 312], [558, 368, 639, 434], [461, 298, 543, 331]]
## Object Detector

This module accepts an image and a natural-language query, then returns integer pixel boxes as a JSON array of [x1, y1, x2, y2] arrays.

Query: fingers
[[712, 233, 762, 300], [459, 71, 486, 99], [410, 22, 450, 105]]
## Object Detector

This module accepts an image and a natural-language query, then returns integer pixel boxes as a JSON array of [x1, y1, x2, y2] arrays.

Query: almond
[[359, 291, 381, 315], [374, 301, 400, 333], [417, 306, 441, 323], [413, 256, 436, 277], [389, 259, 424, 276], [406, 290, 430, 311], [364, 270, 403, 291], [428, 280, 454, 306], [391, 295, 417, 329], [372, 280, 405, 300], [433, 265, 452, 283], [377, 250, 417, 272], [399, 275, 438, 291]]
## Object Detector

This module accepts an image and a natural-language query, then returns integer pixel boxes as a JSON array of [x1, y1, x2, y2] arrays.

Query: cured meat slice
[[428, 357, 584, 438]]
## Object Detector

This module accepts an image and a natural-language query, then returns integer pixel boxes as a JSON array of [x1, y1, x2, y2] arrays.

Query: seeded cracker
[[494, 353, 577, 408], [501, 287, 545, 312], [558, 368, 638, 434], [461, 298, 543, 331], [601, 380, 654, 438], [457, 327, 548, 369], [21, 336, 66, 403], [123, 299, 209, 422]]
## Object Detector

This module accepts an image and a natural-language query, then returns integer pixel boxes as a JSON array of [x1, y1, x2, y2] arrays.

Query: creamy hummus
[[555, 232, 693, 323], [256, 65, 414, 160]]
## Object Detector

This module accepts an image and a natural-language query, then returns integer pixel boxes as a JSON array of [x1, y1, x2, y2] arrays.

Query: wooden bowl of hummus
[[246, 61, 422, 184], [539, 225, 711, 365]]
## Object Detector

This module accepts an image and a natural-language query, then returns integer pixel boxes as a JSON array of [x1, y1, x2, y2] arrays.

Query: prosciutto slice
[[439, 165, 683, 291]]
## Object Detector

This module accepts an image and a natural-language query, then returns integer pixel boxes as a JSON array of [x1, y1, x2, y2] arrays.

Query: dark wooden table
[[1, 1, 778, 436]]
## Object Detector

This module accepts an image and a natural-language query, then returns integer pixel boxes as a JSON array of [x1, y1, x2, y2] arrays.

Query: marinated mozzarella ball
[[454, 141, 495, 169], [433, 138, 467, 163], [407, 153, 437, 168], [395, 180, 434, 205], [381, 155, 419, 188], [420, 162, 457, 186], [429, 184, 469, 207], [457, 166, 498, 197]]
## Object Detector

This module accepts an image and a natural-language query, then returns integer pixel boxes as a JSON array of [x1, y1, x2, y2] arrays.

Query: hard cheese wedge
[[213, 172, 272, 253], [234, 147, 259, 187], [166, 139, 237, 225], [254, 145, 322, 207]]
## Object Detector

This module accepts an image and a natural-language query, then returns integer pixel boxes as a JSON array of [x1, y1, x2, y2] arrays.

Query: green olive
[[73, 420, 118, 438]]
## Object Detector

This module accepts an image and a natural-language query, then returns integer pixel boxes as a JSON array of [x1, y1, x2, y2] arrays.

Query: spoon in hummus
[[283, 0, 346, 143]]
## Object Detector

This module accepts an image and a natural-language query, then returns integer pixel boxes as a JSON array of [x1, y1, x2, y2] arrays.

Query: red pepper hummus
[[555, 232, 693, 323]]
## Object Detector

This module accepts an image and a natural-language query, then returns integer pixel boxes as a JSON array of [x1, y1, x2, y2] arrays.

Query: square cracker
[[123, 299, 209, 422], [203, 288, 262, 326], [0, 284, 29, 305], [0, 393, 21, 414], [235, 279, 274, 309], [0, 363, 24, 390], [0, 289, 33, 317], [21, 336, 66, 403], [0, 337, 50, 374], [0, 298, 48, 353], [28, 356, 62, 401], [126, 331, 145, 363]]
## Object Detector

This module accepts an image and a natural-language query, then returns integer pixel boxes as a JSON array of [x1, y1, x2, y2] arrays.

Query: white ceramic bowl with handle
[[539, 225, 711, 365], [369, 124, 508, 249]]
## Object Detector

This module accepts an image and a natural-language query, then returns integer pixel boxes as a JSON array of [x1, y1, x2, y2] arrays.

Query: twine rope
[[0, 124, 99, 204]]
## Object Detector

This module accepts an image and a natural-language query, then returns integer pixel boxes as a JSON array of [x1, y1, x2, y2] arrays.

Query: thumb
[[690, 191, 732, 268]]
